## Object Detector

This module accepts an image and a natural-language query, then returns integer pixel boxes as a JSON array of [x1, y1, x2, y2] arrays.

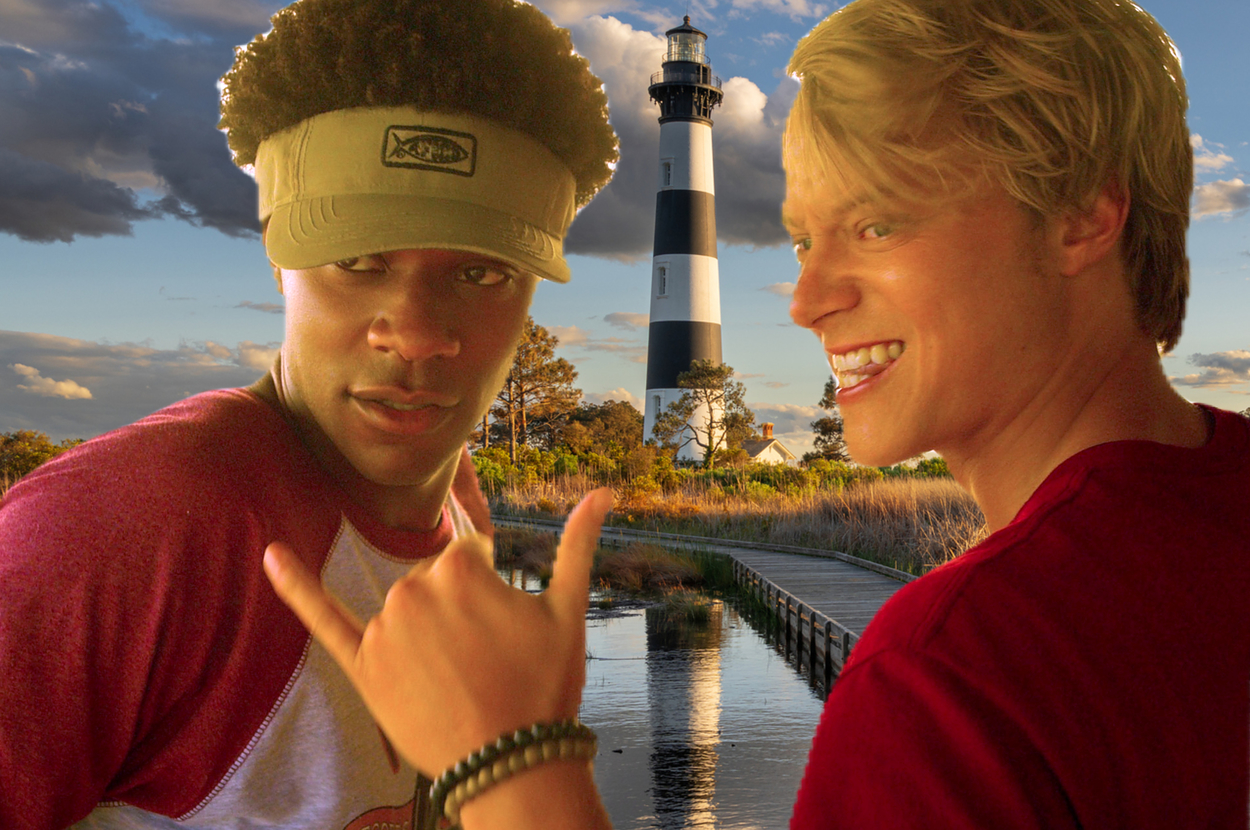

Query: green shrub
[[1, 431, 84, 483], [913, 456, 952, 478], [621, 473, 660, 500], [845, 465, 885, 487], [471, 454, 507, 495], [581, 452, 618, 483], [553, 453, 579, 477], [741, 480, 777, 502], [747, 462, 813, 494]]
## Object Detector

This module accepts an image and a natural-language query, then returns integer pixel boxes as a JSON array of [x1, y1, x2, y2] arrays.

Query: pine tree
[[651, 359, 755, 469], [562, 400, 644, 458], [489, 318, 581, 460], [807, 378, 850, 462]]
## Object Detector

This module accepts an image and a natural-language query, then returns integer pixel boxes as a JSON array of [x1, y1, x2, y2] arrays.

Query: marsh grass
[[493, 527, 711, 594], [495, 474, 987, 576], [657, 589, 713, 624]]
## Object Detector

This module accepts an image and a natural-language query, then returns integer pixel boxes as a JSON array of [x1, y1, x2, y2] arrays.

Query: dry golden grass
[[494, 526, 706, 593], [592, 542, 702, 593], [495, 474, 987, 575]]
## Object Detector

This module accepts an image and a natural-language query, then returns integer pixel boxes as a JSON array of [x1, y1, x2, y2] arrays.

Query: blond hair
[[785, 0, 1191, 351]]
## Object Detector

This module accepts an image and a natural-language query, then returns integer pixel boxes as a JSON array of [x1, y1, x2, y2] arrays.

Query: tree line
[[465, 317, 865, 495], [477, 317, 854, 471], [4, 317, 992, 491], [1, 431, 84, 486]]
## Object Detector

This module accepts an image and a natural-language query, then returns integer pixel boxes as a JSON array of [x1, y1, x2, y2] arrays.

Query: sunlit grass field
[[494, 474, 988, 576], [1, 459, 985, 578]]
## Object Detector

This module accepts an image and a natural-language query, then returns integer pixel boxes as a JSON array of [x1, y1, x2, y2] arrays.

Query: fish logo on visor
[[382, 126, 476, 176]]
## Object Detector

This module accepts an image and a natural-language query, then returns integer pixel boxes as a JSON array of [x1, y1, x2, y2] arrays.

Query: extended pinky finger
[[264, 542, 366, 673]]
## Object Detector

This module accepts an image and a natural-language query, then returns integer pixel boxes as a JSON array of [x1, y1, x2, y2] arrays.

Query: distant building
[[741, 423, 796, 466]]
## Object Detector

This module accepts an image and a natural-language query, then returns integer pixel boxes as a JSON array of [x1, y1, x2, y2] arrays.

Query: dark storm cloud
[[0, 0, 266, 244], [0, 147, 155, 240], [2, 2, 786, 256], [129, 0, 275, 43]]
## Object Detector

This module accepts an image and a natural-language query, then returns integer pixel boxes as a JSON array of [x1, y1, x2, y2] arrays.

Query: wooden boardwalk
[[725, 547, 907, 637], [493, 515, 913, 692]]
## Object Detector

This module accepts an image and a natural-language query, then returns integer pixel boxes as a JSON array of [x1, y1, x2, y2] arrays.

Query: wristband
[[427, 719, 598, 827]]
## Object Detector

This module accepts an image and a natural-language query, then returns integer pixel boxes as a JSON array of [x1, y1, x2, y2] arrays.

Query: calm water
[[579, 598, 827, 829]]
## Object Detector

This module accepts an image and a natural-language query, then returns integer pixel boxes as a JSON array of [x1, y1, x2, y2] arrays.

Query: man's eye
[[335, 255, 386, 272], [792, 237, 812, 261], [858, 222, 896, 240], [460, 265, 513, 286]]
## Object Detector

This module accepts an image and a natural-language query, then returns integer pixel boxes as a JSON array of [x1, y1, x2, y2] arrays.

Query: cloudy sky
[[2, 0, 1248, 457]]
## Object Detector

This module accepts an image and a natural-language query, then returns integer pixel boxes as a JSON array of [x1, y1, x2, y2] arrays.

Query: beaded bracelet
[[427, 719, 598, 827]]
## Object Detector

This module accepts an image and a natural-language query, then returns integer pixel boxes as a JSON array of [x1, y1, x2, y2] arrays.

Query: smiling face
[[785, 173, 1077, 469], [274, 249, 536, 510]]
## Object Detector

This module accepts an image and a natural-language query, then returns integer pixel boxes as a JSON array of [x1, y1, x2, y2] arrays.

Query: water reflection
[[646, 603, 723, 828], [582, 598, 825, 830]]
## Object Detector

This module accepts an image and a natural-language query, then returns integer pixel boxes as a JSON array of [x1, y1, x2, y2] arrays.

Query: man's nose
[[366, 282, 461, 362], [789, 240, 859, 330]]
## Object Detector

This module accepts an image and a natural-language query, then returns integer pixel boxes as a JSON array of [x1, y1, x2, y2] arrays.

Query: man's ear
[[1057, 178, 1129, 277]]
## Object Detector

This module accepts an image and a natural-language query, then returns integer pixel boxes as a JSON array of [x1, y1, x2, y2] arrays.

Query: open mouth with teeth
[[829, 340, 905, 390]]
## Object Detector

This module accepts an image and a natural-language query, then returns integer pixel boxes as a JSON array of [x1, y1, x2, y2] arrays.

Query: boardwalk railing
[[492, 514, 915, 583], [732, 558, 858, 695], [494, 514, 912, 697]]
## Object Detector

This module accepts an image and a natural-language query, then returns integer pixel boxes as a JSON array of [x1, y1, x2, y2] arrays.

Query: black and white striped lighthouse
[[643, 16, 724, 461]]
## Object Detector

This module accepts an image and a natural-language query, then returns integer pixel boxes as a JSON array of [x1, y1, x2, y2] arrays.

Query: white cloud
[[11, 363, 93, 399], [236, 341, 280, 372], [549, 325, 590, 348], [530, 0, 639, 25], [753, 31, 790, 46], [583, 387, 643, 410], [203, 341, 233, 361], [561, 14, 796, 256], [604, 311, 649, 329], [1193, 179, 1250, 218], [547, 324, 647, 362], [748, 401, 823, 458], [729, 0, 830, 21], [237, 300, 284, 314], [1191, 134, 1234, 172], [1170, 350, 1250, 389], [0, 330, 279, 440], [717, 76, 771, 139], [761, 281, 795, 297], [749, 401, 820, 428]]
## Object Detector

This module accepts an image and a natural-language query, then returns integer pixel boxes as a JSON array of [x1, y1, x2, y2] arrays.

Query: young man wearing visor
[[0, 0, 616, 827]]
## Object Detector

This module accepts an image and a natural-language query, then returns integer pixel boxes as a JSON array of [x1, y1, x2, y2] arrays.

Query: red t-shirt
[[0, 389, 491, 829], [791, 406, 1250, 828]]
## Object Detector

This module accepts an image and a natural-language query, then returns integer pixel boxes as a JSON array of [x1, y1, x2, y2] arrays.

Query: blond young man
[[263, 0, 1250, 827], [0, 0, 615, 827]]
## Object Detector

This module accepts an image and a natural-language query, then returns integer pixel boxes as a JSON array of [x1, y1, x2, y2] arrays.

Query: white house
[[741, 423, 797, 466]]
